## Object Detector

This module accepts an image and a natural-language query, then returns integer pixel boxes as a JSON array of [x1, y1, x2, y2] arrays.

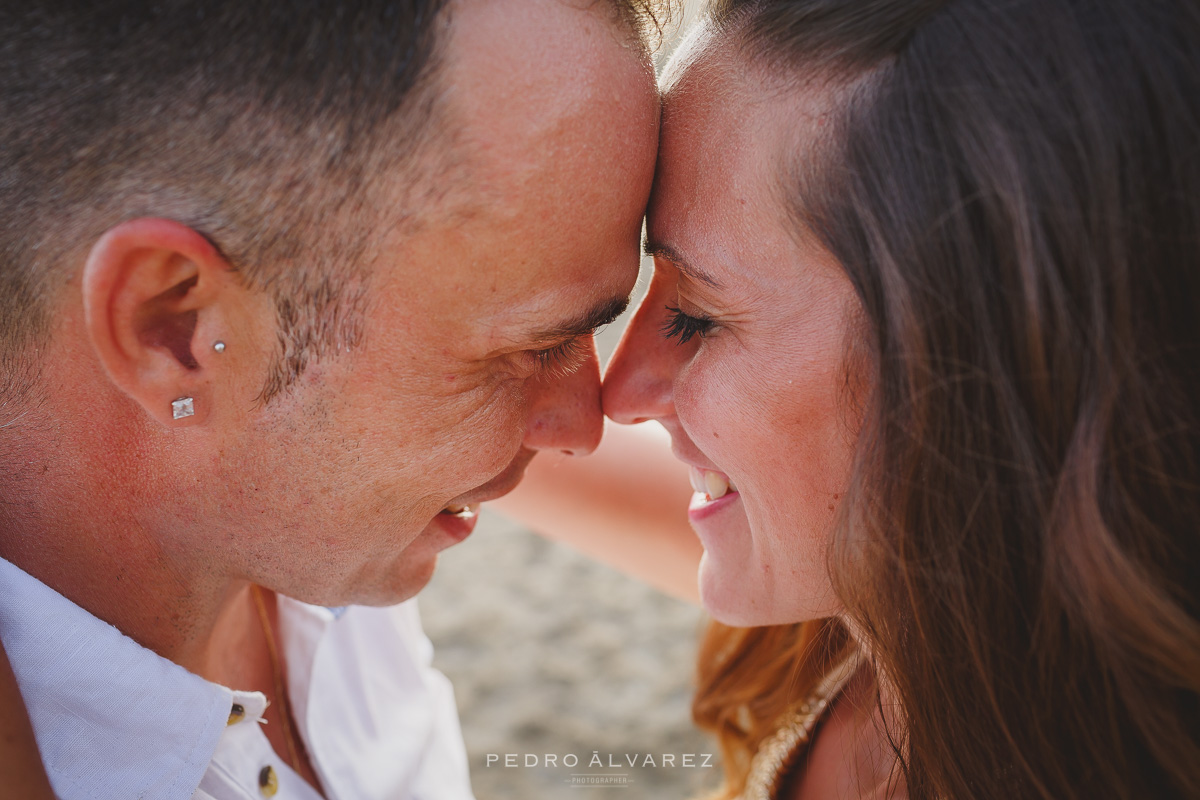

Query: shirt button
[[258, 765, 279, 797], [227, 703, 245, 726]]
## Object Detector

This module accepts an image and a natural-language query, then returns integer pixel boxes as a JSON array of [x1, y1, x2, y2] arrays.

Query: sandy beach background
[[420, 508, 717, 799]]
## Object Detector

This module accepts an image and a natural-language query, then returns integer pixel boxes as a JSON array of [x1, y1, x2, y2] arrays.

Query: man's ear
[[82, 218, 244, 427]]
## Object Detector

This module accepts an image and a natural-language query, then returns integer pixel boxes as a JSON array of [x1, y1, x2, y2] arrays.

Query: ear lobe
[[83, 218, 230, 427]]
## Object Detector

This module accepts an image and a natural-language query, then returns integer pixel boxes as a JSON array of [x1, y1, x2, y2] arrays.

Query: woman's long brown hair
[[693, 1, 1200, 798]]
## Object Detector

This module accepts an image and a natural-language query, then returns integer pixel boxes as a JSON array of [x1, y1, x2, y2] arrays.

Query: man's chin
[[274, 509, 477, 608], [332, 552, 440, 608], [381, 554, 440, 606], [347, 511, 475, 607]]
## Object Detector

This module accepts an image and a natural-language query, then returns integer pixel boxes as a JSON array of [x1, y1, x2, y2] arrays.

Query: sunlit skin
[[0, 0, 657, 735], [599, 27, 904, 800], [603, 28, 861, 628]]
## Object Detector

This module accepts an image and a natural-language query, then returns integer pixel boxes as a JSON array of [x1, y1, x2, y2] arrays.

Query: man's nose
[[602, 283, 691, 426], [522, 337, 605, 456]]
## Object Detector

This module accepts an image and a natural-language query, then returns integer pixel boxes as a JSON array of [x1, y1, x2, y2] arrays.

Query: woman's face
[[603, 36, 864, 626]]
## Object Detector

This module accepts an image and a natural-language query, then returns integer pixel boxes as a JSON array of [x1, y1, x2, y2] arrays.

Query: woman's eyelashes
[[662, 305, 715, 345]]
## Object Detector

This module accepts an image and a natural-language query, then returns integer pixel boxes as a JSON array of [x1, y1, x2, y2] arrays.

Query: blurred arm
[[491, 421, 703, 604], [0, 642, 54, 799]]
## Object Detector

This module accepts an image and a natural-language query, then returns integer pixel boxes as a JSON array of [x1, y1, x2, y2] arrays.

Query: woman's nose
[[602, 276, 694, 426]]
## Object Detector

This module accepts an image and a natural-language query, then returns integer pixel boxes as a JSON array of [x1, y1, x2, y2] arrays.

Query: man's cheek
[[440, 392, 527, 483], [474, 400, 528, 474]]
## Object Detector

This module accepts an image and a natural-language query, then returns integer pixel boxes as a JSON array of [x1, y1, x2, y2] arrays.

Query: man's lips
[[439, 449, 537, 516]]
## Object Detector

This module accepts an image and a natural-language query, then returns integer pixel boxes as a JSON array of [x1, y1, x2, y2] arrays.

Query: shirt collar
[[0, 557, 237, 800]]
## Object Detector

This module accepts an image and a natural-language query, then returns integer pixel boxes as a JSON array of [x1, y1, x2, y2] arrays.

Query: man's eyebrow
[[525, 293, 631, 342], [642, 239, 723, 289]]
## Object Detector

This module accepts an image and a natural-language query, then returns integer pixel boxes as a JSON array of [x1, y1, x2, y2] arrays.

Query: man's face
[[205, 0, 658, 605]]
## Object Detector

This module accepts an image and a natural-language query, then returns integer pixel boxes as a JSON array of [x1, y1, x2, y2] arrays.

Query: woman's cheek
[[674, 349, 730, 443]]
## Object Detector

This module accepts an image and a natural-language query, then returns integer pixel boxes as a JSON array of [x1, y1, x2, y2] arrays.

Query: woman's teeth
[[689, 467, 737, 501]]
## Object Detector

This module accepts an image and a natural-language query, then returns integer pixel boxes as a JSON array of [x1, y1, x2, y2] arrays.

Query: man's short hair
[[0, 0, 664, 406]]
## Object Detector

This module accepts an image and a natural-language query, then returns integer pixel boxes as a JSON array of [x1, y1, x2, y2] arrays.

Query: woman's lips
[[687, 466, 740, 521], [688, 466, 737, 500]]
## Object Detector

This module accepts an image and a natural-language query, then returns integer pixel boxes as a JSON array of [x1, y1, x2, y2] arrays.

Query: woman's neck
[[784, 658, 908, 800]]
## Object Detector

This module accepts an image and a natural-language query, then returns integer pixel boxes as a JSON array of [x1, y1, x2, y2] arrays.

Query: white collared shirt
[[0, 557, 475, 800]]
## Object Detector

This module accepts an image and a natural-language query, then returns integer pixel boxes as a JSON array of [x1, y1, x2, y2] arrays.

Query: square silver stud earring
[[171, 397, 195, 420]]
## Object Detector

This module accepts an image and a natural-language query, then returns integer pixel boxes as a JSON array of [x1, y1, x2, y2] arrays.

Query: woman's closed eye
[[662, 305, 715, 345]]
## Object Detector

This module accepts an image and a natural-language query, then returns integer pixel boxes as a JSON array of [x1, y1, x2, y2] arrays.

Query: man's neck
[[0, 506, 256, 682], [2, 526, 327, 795]]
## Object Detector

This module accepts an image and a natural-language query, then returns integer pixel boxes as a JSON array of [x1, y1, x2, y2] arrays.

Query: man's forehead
[[443, 0, 649, 140], [380, 0, 655, 353]]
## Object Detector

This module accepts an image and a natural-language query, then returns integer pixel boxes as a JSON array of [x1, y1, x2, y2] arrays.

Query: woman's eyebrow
[[643, 239, 723, 290]]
